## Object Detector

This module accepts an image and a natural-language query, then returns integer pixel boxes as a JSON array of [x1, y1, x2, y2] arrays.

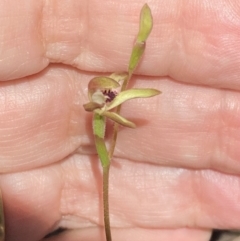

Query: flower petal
[[91, 90, 106, 104], [100, 111, 136, 128], [106, 88, 161, 110], [83, 102, 104, 112]]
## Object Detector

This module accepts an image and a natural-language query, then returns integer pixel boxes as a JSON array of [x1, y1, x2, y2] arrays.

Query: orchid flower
[[83, 75, 160, 128]]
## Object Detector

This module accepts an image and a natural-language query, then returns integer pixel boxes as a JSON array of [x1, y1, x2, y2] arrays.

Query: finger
[[1, 165, 61, 241], [0, 0, 49, 80], [43, 0, 240, 90], [115, 76, 240, 175], [0, 65, 87, 172], [1, 154, 238, 239], [1, 0, 240, 91], [1, 66, 240, 176]]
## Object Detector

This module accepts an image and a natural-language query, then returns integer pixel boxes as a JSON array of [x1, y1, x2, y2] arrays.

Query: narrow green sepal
[[106, 88, 161, 110], [101, 111, 136, 128]]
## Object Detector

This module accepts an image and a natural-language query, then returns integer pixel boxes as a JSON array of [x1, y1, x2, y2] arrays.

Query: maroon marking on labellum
[[102, 89, 117, 102]]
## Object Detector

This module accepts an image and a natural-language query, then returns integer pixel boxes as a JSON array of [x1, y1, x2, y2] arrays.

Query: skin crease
[[1, 0, 240, 240]]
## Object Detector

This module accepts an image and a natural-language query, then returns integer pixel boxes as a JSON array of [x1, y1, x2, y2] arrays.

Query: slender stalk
[[108, 73, 132, 159], [108, 123, 119, 160], [106, 73, 133, 240], [103, 165, 111, 241], [108, 3, 153, 158], [93, 113, 112, 241], [94, 135, 112, 241]]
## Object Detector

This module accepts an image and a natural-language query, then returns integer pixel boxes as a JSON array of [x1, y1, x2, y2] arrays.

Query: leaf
[[88, 77, 120, 97], [128, 42, 145, 74], [106, 88, 161, 110], [101, 111, 136, 128], [137, 3, 153, 43]]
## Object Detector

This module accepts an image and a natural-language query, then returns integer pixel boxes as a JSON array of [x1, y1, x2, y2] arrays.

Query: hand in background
[[1, 1, 240, 240]]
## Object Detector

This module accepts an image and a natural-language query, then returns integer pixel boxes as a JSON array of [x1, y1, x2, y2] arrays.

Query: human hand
[[1, 1, 240, 241]]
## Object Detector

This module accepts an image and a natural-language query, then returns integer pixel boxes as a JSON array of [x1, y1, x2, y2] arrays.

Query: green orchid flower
[[83, 75, 160, 128]]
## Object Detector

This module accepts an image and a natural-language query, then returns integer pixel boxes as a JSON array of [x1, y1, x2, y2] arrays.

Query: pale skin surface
[[1, 0, 240, 240]]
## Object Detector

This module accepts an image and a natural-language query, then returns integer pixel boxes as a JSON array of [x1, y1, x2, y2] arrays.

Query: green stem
[[109, 4, 153, 158], [108, 73, 132, 159], [103, 165, 111, 241]]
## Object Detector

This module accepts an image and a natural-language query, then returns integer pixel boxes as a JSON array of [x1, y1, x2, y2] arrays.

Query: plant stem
[[95, 136, 112, 241], [103, 165, 111, 241]]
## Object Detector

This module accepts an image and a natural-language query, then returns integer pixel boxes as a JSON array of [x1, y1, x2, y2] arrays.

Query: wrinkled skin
[[1, 0, 240, 240]]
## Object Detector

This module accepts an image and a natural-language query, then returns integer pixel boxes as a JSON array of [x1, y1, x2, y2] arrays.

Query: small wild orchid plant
[[83, 4, 160, 241]]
